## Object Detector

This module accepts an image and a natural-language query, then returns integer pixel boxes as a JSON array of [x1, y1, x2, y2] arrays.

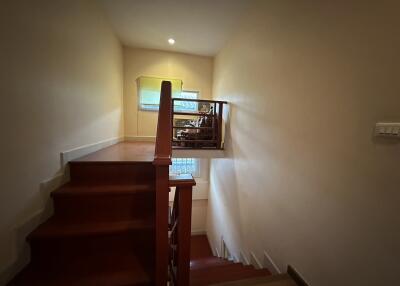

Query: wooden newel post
[[154, 166, 170, 286], [175, 185, 193, 286], [169, 175, 196, 286], [154, 81, 172, 286]]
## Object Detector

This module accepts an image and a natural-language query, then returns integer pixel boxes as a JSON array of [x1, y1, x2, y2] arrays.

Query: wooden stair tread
[[191, 263, 271, 286], [9, 252, 153, 286], [189, 235, 273, 286], [10, 142, 158, 285], [71, 142, 155, 163], [52, 183, 154, 196], [190, 235, 214, 259], [191, 262, 255, 273], [191, 263, 269, 276], [190, 257, 235, 270], [28, 218, 154, 240], [209, 274, 296, 286]]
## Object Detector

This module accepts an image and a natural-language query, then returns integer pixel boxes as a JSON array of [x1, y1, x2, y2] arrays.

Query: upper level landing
[[72, 140, 225, 161], [74, 141, 156, 163]]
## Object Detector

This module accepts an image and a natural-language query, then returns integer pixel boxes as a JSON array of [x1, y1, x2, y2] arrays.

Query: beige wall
[[0, 0, 123, 283], [207, 1, 400, 285], [123, 47, 213, 137]]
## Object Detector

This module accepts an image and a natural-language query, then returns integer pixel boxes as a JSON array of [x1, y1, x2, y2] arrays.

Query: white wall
[[207, 1, 400, 285], [0, 0, 123, 283]]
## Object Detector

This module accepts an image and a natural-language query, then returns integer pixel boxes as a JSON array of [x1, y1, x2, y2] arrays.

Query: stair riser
[[191, 271, 271, 286], [30, 231, 154, 270], [53, 193, 155, 222], [190, 259, 234, 270], [69, 162, 155, 184]]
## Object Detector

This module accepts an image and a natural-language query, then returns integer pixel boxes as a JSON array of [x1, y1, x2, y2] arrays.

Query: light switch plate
[[375, 122, 400, 138]]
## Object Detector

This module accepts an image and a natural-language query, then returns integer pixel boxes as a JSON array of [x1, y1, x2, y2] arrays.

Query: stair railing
[[169, 174, 196, 286], [153, 81, 173, 286], [154, 81, 198, 285], [172, 98, 227, 149]]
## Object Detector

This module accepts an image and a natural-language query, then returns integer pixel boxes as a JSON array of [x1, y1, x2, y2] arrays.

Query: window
[[173, 91, 199, 112], [170, 158, 200, 177], [137, 76, 200, 111], [137, 76, 182, 111]]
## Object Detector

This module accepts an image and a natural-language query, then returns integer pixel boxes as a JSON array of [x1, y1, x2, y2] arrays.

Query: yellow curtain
[[137, 76, 182, 110]]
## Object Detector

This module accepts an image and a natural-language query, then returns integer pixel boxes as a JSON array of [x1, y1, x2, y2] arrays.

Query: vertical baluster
[[169, 175, 196, 286], [217, 103, 224, 149], [175, 185, 193, 286]]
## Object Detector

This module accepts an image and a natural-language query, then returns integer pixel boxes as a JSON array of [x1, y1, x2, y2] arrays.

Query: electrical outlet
[[375, 123, 400, 138]]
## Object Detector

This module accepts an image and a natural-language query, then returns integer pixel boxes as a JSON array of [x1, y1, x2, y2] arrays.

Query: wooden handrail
[[172, 98, 227, 104], [173, 111, 217, 117], [172, 98, 227, 149], [153, 81, 173, 286], [169, 174, 196, 187]]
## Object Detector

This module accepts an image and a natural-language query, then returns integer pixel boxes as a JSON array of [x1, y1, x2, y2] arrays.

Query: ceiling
[[97, 0, 252, 56]]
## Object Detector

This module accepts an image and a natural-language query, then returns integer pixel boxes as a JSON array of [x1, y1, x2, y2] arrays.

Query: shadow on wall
[[0, 170, 66, 285], [207, 103, 245, 259]]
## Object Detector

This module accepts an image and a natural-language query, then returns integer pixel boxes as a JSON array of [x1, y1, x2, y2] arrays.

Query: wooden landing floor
[[74, 142, 155, 162], [190, 235, 213, 260]]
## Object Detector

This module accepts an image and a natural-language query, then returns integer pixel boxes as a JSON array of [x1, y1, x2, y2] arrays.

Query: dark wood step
[[190, 235, 214, 259], [52, 183, 154, 196], [190, 257, 235, 270], [209, 274, 296, 286], [28, 218, 155, 274], [28, 217, 154, 240], [69, 161, 155, 184], [190, 263, 271, 286], [9, 142, 158, 286], [9, 252, 153, 286], [52, 183, 155, 222]]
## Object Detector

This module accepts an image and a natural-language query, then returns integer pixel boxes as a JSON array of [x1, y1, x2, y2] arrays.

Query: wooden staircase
[[8, 81, 298, 286], [190, 235, 282, 286], [9, 149, 157, 285]]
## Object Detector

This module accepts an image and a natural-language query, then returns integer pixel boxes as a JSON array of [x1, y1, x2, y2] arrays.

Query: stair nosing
[[51, 183, 155, 197], [28, 218, 155, 241], [207, 274, 292, 286]]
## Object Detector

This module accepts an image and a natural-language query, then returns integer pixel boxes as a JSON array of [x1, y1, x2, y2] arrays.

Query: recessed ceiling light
[[168, 38, 175, 45]]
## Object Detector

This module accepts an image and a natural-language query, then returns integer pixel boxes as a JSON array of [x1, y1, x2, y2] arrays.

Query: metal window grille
[[170, 158, 200, 177], [173, 91, 198, 112]]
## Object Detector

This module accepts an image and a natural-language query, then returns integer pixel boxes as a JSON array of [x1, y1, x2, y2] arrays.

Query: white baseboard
[[250, 252, 263, 270], [191, 230, 207, 236], [2, 171, 70, 282], [233, 255, 240, 263], [214, 247, 221, 258], [206, 235, 220, 258], [60, 136, 123, 166], [0, 207, 51, 285], [40, 172, 68, 196], [239, 251, 250, 265], [288, 265, 309, 285], [263, 250, 281, 274], [124, 135, 156, 142]]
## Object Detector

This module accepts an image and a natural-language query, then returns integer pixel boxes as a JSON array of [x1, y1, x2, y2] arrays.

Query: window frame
[[169, 158, 201, 178], [173, 90, 199, 113], [138, 89, 200, 112]]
